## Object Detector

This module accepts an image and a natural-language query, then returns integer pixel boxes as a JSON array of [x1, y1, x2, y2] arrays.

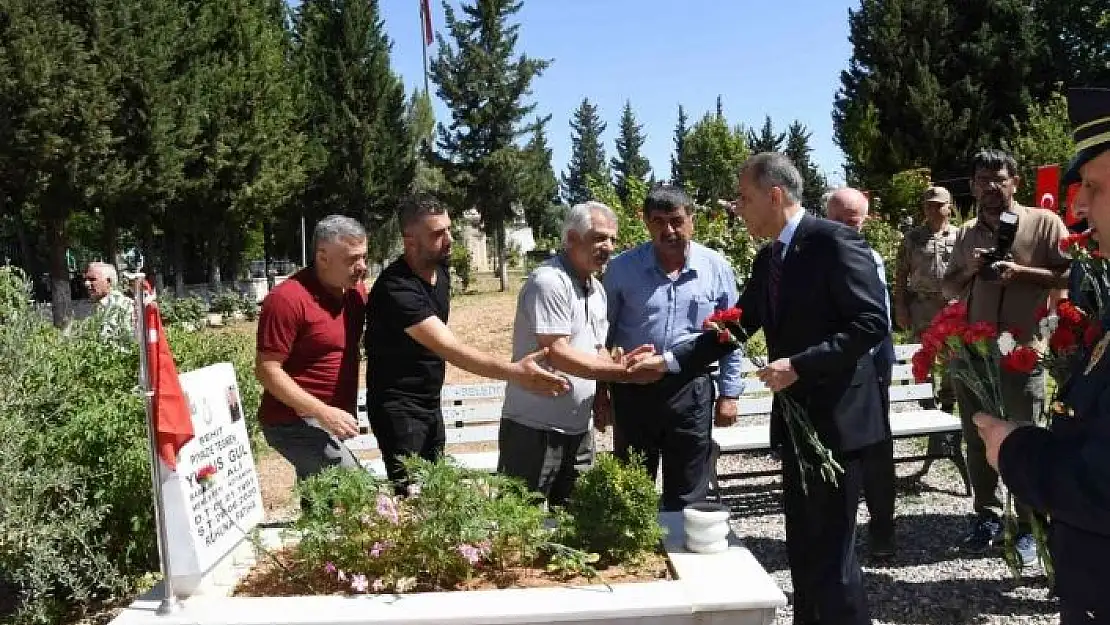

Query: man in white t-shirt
[[498, 202, 654, 505]]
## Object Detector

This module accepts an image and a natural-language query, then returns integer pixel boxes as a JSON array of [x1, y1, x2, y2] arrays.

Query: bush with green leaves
[[449, 243, 473, 294], [237, 293, 259, 321], [158, 295, 207, 328], [558, 453, 664, 565], [0, 268, 262, 624], [293, 460, 556, 592], [209, 290, 241, 316]]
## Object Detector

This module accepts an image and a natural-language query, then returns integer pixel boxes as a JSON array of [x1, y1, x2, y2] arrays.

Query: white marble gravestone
[[160, 363, 264, 597]]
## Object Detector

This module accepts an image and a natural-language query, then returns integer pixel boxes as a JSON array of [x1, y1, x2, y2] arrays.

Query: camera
[[978, 211, 1018, 281]]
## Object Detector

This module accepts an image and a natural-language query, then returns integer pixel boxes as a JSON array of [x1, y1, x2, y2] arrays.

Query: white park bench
[[347, 383, 505, 475], [708, 343, 970, 497], [345, 344, 970, 498]]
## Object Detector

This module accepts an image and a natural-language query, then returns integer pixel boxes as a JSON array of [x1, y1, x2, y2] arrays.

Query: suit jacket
[[673, 214, 890, 453]]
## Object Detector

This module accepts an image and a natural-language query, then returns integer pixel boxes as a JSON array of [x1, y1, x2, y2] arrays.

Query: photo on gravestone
[[226, 384, 243, 422]]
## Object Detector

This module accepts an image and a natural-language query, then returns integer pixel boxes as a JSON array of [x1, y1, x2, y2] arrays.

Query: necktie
[[769, 241, 785, 318]]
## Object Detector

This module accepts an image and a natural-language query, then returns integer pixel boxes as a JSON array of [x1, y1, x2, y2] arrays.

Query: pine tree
[[833, 0, 1045, 190], [747, 115, 785, 154], [295, 0, 413, 262], [611, 100, 651, 205], [430, 0, 550, 291], [1030, 0, 1110, 88], [519, 120, 561, 240], [784, 121, 828, 212], [561, 98, 608, 206], [670, 104, 689, 187]]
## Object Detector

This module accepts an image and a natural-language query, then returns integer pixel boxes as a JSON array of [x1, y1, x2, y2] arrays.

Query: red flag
[[145, 299, 194, 470], [420, 0, 434, 46], [1064, 183, 1082, 227], [1034, 165, 1061, 212]]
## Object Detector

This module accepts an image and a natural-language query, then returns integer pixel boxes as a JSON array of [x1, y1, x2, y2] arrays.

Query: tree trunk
[[102, 214, 118, 265], [263, 220, 273, 288], [45, 217, 73, 328], [496, 225, 508, 292], [141, 220, 162, 291], [173, 226, 186, 297], [208, 235, 222, 290]]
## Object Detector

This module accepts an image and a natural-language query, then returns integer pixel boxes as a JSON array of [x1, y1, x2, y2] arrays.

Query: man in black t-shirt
[[366, 195, 570, 491]]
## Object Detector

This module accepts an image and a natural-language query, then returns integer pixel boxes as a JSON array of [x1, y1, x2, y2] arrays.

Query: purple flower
[[375, 494, 400, 524], [457, 543, 482, 565], [350, 574, 369, 593], [323, 562, 337, 575], [370, 542, 385, 558]]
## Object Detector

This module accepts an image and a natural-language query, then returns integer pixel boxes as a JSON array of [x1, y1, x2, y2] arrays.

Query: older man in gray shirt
[[498, 202, 654, 505]]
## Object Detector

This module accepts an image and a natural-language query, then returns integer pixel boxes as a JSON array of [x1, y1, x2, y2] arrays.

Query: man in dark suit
[[634, 153, 888, 625]]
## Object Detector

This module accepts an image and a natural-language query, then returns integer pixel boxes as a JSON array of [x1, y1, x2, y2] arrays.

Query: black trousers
[[782, 444, 870, 625], [368, 402, 446, 494], [610, 373, 714, 512], [861, 437, 895, 541], [497, 418, 594, 506]]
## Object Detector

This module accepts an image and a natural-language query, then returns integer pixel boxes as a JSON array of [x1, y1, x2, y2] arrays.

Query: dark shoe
[[1013, 532, 1038, 568], [961, 513, 1002, 553], [940, 402, 954, 414], [870, 532, 896, 560]]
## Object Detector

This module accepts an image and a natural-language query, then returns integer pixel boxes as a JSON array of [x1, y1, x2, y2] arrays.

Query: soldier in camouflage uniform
[[894, 186, 957, 411]]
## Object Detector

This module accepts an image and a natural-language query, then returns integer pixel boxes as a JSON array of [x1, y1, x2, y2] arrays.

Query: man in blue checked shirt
[[599, 184, 743, 511]]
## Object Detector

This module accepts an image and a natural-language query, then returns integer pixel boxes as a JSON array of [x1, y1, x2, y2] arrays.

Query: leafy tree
[[611, 100, 651, 204], [683, 111, 749, 204], [834, 0, 1045, 189], [1030, 0, 1110, 88], [430, 0, 550, 291], [1003, 91, 1075, 208], [561, 97, 608, 206]]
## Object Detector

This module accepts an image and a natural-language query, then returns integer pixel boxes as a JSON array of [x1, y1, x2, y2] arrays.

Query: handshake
[[605, 344, 669, 384]]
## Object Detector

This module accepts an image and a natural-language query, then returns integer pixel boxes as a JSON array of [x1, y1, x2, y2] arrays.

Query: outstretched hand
[[516, 348, 572, 396]]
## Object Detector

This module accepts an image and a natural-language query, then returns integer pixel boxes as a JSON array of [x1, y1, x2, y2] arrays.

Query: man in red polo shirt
[[255, 215, 368, 481]]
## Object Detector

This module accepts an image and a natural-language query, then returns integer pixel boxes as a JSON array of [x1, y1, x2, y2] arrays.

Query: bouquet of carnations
[[1060, 229, 1109, 319], [702, 307, 843, 493], [912, 302, 1053, 580], [1035, 298, 1104, 415]]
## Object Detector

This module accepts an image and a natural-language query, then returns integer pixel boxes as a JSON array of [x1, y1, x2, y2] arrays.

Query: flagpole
[[420, 0, 430, 97], [131, 273, 182, 615]]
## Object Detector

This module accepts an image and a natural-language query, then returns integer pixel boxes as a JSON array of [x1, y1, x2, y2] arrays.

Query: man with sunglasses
[[941, 149, 1071, 563]]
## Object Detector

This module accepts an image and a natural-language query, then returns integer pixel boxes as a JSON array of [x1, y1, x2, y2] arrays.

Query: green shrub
[[449, 244, 473, 294], [159, 295, 206, 329], [293, 460, 552, 592], [209, 291, 240, 316], [237, 293, 259, 321], [0, 269, 262, 624], [559, 453, 664, 565]]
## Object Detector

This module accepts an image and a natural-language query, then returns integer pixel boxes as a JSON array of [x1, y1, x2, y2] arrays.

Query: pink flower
[[457, 543, 482, 565], [370, 540, 393, 557], [376, 494, 400, 524], [323, 562, 337, 575], [371, 578, 386, 593], [350, 574, 369, 593]]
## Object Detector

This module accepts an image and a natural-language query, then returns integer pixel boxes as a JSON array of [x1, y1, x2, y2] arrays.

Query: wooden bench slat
[[346, 424, 502, 451], [714, 409, 960, 453], [362, 451, 500, 476]]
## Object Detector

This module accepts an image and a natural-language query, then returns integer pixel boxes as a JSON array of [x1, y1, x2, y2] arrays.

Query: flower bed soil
[[233, 547, 671, 597]]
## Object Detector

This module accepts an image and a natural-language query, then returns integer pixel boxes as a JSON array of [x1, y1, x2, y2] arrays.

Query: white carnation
[[998, 331, 1017, 356], [1038, 314, 1060, 339]]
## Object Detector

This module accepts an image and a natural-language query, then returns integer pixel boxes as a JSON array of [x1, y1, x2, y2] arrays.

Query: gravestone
[[160, 363, 264, 596]]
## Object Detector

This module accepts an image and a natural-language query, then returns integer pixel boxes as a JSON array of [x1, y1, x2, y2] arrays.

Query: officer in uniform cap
[[894, 185, 958, 411], [976, 86, 1110, 625]]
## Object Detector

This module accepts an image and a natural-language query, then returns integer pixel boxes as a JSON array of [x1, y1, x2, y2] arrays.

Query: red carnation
[[718, 329, 733, 344], [1001, 346, 1039, 374], [1034, 305, 1050, 323], [196, 464, 217, 484], [962, 321, 998, 344], [911, 348, 935, 383], [719, 307, 742, 323], [1057, 300, 1085, 326], [1084, 322, 1103, 347], [1049, 325, 1079, 353], [933, 301, 967, 324]]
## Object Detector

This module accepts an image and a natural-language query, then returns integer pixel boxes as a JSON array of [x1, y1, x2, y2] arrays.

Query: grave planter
[[109, 512, 786, 625]]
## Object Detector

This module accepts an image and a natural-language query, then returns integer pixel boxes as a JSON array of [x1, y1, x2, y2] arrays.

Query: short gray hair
[[312, 215, 366, 253], [87, 261, 118, 286], [562, 201, 617, 246], [741, 152, 804, 205]]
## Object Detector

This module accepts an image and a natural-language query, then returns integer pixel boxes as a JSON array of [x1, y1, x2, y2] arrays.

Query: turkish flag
[[420, 0, 434, 46], [1034, 165, 1061, 213], [1064, 183, 1082, 227], [145, 296, 194, 470]]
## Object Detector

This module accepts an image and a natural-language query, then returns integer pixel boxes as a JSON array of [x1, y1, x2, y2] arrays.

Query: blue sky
[[378, 0, 858, 187]]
